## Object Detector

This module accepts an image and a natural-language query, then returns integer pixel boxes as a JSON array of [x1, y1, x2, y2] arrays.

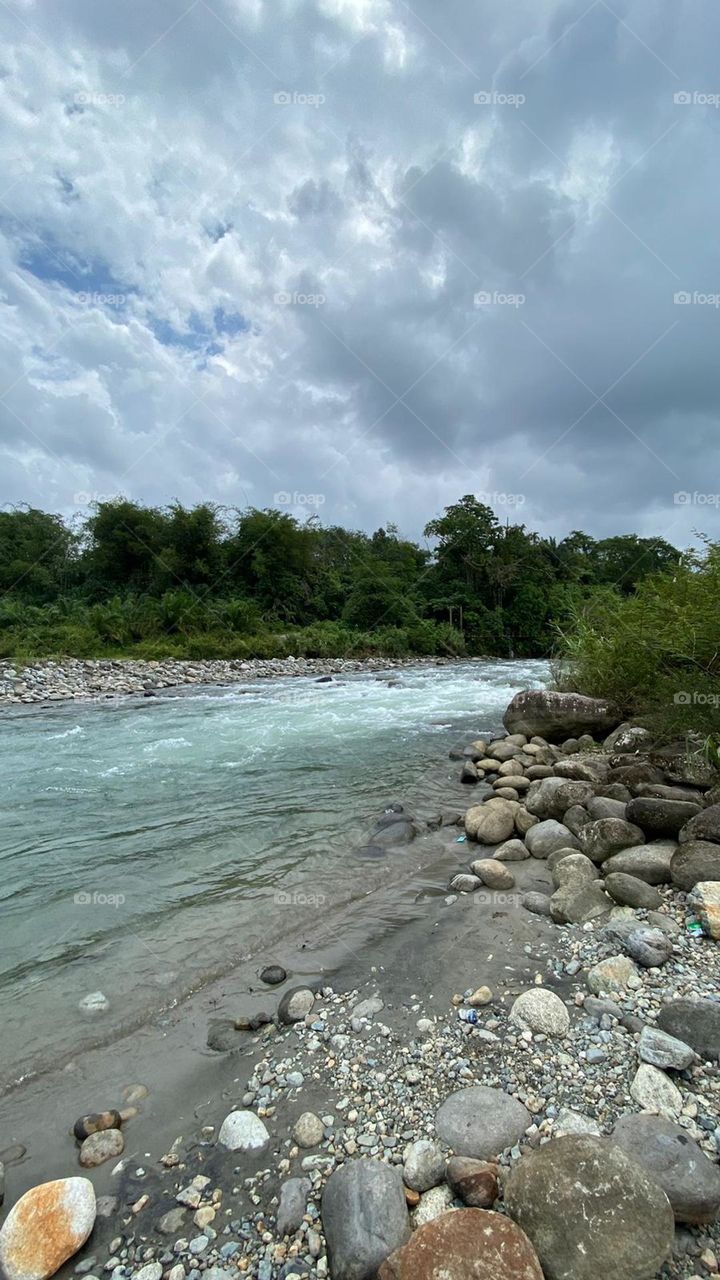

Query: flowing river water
[[0, 659, 548, 1092]]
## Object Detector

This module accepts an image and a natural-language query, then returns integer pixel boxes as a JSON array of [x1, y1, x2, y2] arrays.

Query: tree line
[[0, 496, 682, 660]]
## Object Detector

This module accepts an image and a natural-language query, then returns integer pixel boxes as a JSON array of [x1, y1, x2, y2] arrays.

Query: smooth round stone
[[78, 1129, 124, 1168], [0, 1178, 96, 1280], [292, 1113, 325, 1149], [218, 1110, 270, 1152], [260, 965, 287, 986], [435, 1086, 531, 1160]]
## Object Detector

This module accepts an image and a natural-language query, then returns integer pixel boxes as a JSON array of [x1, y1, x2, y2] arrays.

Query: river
[[0, 658, 548, 1090]]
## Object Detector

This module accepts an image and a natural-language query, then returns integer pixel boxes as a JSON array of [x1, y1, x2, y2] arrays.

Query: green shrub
[[559, 544, 720, 737]]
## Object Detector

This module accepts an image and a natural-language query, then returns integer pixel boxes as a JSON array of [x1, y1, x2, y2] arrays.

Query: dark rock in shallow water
[[374, 810, 413, 831], [73, 1110, 122, 1142], [207, 1019, 245, 1051], [315, 675, 333, 682], [373, 821, 416, 846], [356, 844, 385, 860], [260, 964, 287, 986]]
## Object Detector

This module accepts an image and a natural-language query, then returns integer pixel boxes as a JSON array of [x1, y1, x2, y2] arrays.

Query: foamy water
[[0, 659, 548, 1086]]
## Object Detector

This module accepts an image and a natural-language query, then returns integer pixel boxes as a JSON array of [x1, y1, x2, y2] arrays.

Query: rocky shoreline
[[2, 688, 720, 1279], [0, 656, 462, 707]]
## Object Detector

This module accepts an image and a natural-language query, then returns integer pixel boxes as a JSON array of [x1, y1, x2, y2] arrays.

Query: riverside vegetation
[[3, 687, 720, 1279], [0, 496, 682, 666]]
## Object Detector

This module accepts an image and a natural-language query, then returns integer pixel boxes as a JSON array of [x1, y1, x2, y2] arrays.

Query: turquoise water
[[0, 659, 547, 1087]]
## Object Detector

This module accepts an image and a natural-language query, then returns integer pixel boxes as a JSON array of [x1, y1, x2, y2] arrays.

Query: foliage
[[558, 543, 720, 737], [0, 497, 685, 663]]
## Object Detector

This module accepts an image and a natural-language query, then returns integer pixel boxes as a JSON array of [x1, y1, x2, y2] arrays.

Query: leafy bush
[[558, 543, 720, 737]]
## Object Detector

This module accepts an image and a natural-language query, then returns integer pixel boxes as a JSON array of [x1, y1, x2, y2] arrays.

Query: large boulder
[[626, 796, 702, 837], [504, 1135, 674, 1280], [549, 881, 612, 925], [435, 1086, 530, 1160], [602, 841, 677, 884], [604, 872, 661, 909], [671, 841, 720, 889], [321, 1159, 410, 1280], [679, 804, 720, 845], [525, 821, 580, 860], [657, 999, 720, 1061], [688, 881, 720, 939], [378, 1208, 544, 1280], [580, 818, 645, 864], [638, 1026, 696, 1071], [525, 777, 567, 819], [550, 852, 598, 890], [464, 799, 516, 845], [0, 1178, 96, 1280], [612, 1114, 720, 1224], [550, 781, 596, 816], [623, 926, 673, 968], [218, 1110, 270, 1152], [604, 723, 654, 752], [503, 690, 620, 742]]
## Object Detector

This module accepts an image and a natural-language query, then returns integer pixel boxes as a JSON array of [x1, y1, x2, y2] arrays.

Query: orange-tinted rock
[[0, 1177, 96, 1280], [445, 1158, 498, 1208], [378, 1207, 543, 1279]]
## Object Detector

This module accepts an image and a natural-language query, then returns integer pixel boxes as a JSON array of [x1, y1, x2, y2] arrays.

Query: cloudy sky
[[0, 0, 718, 544]]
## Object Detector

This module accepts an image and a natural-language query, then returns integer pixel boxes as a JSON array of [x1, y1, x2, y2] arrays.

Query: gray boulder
[[550, 880, 612, 925], [465, 799, 516, 845], [586, 796, 627, 820], [525, 821, 580, 860], [657, 999, 720, 1061], [522, 892, 552, 916], [638, 1026, 696, 1071], [604, 723, 653, 752], [321, 1159, 410, 1280], [626, 796, 702, 837], [612, 1114, 720, 1224], [679, 804, 720, 845], [564, 804, 591, 837], [623, 927, 674, 968], [671, 841, 720, 890], [581, 818, 645, 864], [551, 781, 596, 816], [435, 1086, 530, 1159], [450, 873, 482, 893], [503, 690, 620, 741], [602, 841, 677, 884], [277, 1178, 311, 1237], [604, 872, 662, 909], [510, 989, 570, 1036], [402, 1140, 445, 1193], [551, 852, 598, 890], [494, 838, 530, 861], [278, 986, 316, 1024], [525, 777, 568, 819], [504, 1135, 674, 1280]]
